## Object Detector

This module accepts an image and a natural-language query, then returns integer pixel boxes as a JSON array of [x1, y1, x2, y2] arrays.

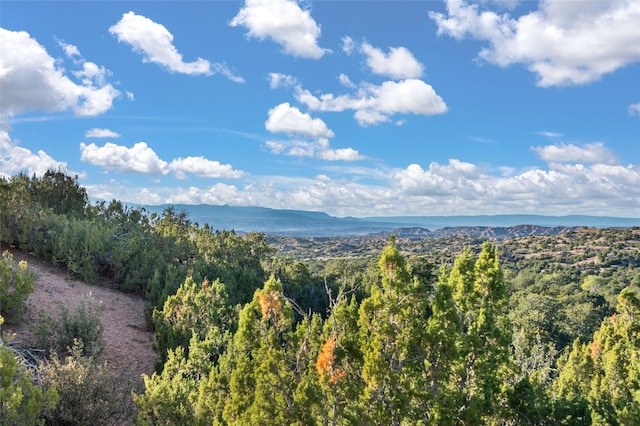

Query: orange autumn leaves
[[316, 332, 346, 384], [258, 290, 282, 320], [258, 286, 347, 385]]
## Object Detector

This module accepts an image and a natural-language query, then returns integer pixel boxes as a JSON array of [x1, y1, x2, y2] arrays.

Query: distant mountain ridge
[[126, 203, 639, 237]]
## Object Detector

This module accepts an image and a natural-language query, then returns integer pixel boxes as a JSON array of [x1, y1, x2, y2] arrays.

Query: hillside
[[4, 249, 155, 388], [269, 226, 640, 269]]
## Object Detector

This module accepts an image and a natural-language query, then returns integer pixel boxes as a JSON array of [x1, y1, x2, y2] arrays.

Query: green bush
[[41, 340, 137, 426], [0, 251, 35, 324], [0, 315, 58, 426], [31, 295, 105, 357]]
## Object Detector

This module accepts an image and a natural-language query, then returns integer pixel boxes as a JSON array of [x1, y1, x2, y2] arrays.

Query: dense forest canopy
[[1, 170, 639, 425]]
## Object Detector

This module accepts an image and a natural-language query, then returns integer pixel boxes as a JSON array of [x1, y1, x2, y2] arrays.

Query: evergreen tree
[[209, 275, 308, 424], [357, 236, 428, 425], [447, 243, 513, 424], [316, 296, 364, 424], [422, 267, 462, 424], [152, 276, 234, 371], [553, 287, 640, 424]]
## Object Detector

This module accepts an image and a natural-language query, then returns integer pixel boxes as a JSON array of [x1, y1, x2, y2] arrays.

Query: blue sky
[[1, 0, 639, 217]]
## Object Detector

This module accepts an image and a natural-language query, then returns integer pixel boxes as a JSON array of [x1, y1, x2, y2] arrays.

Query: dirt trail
[[4, 248, 156, 385]]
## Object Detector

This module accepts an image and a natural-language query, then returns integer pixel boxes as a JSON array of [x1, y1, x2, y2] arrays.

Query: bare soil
[[3, 248, 156, 385]]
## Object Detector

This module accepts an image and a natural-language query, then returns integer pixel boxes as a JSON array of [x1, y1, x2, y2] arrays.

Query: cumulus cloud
[[269, 40, 443, 127], [0, 28, 120, 117], [531, 142, 617, 164], [0, 130, 70, 178], [629, 103, 640, 116], [169, 156, 246, 179], [80, 141, 245, 178], [429, 0, 640, 86], [109, 11, 244, 82], [85, 128, 120, 138], [136, 188, 163, 205], [393, 158, 640, 215], [230, 0, 328, 59], [360, 43, 425, 79], [296, 79, 447, 126], [316, 145, 364, 161], [264, 103, 364, 161], [266, 102, 334, 138], [80, 141, 169, 175]]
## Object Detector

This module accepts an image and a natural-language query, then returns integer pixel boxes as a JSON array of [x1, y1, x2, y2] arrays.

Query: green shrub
[[41, 340, 137, 426], [0, 251, 35, 324], [31, 295, 105, 357], [0, 315, 58, 426]]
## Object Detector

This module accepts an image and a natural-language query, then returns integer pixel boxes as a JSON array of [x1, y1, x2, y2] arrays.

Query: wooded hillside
[[1, 171, 638, 425]]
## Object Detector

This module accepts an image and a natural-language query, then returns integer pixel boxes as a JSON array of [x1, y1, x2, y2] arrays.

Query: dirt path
[[4, 248, 156, 385]]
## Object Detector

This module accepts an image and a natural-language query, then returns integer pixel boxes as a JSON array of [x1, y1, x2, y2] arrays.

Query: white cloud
[[85, 128, 121, 138], [80, 142, 169, 175], [341, 36, 356, 55], [429, 0, 640, 86], [211, 63, 246, 84], [166, 183, 241, 205], [338, 73, 356, 88], [56, 38, 81, 59], [316, 146, 364, 161], [296, 78, 447, 126], [536, 131, 563, 139], [109, 11, 210, 75], [0, 130, 70, 178], [265, 138, 364, 162], [268, 72, 299, 89], [169, 156, 245, 179], [629, 103, 640, 116], [395, 160, 483, 196], [360, 43, 425, 79], [265, 102, 334, 138], [79, 152, 640, 217], [110, 11, 243, 82], [136, 188, 163, 205], [264, 103, 364, 161], [393, 158, 640, 215], [80, 141, 246, 179], [230, 0, 328, 59], [0, 28, 120, 117], [531, 142, 617, 164]]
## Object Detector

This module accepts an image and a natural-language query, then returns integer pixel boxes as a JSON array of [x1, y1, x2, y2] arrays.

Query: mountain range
[[132, 203, 639, 238]]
